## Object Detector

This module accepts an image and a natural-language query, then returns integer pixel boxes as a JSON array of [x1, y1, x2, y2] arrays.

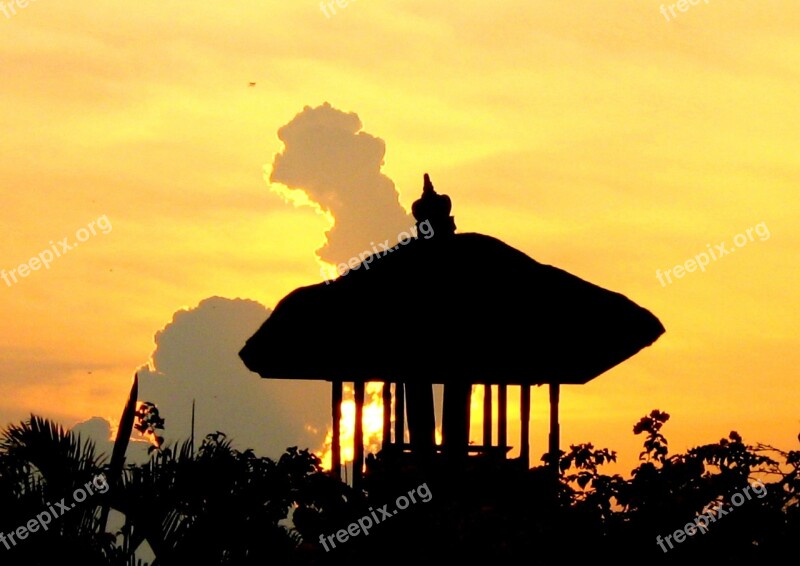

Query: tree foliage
[[0, 410, 797, 565]]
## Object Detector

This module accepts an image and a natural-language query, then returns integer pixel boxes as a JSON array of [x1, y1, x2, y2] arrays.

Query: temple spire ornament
[[411, 173, 456, 236]]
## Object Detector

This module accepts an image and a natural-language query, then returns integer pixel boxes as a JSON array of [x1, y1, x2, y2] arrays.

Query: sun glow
[[318, 382, 386, 470], [317, 383, 447, 471]]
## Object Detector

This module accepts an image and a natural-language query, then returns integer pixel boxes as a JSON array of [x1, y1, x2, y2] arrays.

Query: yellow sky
[[1, 0, 798, 475]]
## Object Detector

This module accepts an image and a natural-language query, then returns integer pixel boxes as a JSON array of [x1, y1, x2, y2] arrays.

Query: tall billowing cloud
[[127, 105, 418, 462], [136, 297, 330, 458], [269, 102, 413, 266], [70, 416, 152, 465]]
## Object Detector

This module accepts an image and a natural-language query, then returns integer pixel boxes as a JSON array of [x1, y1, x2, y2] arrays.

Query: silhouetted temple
[[239, 174, 665, 486]]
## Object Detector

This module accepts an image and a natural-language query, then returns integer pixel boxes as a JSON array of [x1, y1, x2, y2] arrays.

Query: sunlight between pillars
[[330, 381, 538, 485], [482, 384, 532, 468], [330, 380, 403, 487], [330, 380, 366, 489]]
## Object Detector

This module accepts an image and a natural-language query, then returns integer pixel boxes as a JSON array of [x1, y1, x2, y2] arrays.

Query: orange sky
[[1, 0, 798, 476]]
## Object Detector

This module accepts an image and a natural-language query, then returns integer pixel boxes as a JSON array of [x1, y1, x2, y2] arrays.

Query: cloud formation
[[70, 416, 151, 465], [269, 102, 413, 267], [136, 296, 330, 458]]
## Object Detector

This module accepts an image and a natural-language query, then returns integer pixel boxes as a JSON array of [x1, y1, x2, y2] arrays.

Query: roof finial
[[423, 173, 435, 194], [412, 173, 456, 236]]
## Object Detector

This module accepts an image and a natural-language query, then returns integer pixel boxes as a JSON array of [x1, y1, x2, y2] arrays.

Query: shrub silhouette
[[0, 410, 797, 565]]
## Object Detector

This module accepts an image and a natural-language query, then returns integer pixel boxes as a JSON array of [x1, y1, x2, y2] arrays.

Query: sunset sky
[[1, 0, 798, 476]]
